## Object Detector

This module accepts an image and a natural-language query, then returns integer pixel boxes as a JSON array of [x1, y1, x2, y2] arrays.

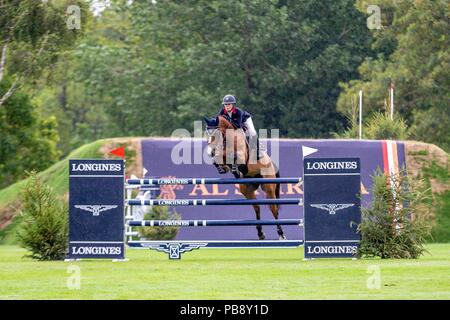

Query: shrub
[[333, 109, 409, 141], [137, 205, 181, 240], [16, 172, 68, 260], [357, 168, 432, 259], [364, 112, 409, 140]]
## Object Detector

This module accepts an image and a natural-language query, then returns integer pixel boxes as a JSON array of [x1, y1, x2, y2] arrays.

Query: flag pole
[[359, 90, 363, 140]]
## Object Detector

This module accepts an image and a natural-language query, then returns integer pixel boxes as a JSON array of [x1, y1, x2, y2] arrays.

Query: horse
[[204, 115, 286, 240]]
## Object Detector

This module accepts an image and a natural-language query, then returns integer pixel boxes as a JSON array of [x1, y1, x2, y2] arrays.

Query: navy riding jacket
[[216, 106, 251, 129]]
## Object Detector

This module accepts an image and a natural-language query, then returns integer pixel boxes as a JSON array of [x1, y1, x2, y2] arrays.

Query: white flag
[[302, 146, 318, 158]]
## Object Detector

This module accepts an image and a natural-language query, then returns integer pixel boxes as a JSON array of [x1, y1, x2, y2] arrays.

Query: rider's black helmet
[[222, 94, 237, 105]]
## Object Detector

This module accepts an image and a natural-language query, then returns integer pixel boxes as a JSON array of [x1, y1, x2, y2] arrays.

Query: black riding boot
[[214, 162, 227, 174], [256, 136, 261, 160]]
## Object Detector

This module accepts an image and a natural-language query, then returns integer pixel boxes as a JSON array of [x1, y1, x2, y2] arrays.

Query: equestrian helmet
[[222, 94, 237, 105]]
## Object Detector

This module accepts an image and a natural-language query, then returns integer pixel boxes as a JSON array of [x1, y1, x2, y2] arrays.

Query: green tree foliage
[[138, 205, 181, 240], [0, 77, 60, 188], [65, 0, 372, 138], [33, 6, 133, 154], [334, 110, 409, 140], [364, 111, 409, 140], [338, 1, 450, 150], [0, 0, 91, 179], [16, 172, 68, 261], [0, 0, 89, 106], [358, 169, 433, 259]]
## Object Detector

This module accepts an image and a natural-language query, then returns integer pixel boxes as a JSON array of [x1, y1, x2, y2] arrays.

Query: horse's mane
[[217, 115, 237, 130]]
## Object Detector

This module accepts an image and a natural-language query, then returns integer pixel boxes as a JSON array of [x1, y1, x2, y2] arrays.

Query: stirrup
[[230, 165, 243, 178]]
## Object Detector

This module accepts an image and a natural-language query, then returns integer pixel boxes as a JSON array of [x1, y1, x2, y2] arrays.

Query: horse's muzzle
[[207, 146, 215, 158]]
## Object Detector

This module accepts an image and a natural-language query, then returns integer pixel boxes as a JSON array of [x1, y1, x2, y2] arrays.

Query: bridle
[[205, 125, 248, 162]]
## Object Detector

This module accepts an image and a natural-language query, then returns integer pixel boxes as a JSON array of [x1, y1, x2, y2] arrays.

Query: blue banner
[[68, 159, 125, 259], [303, 158, 361, 258], [140, 139, 404, 241]]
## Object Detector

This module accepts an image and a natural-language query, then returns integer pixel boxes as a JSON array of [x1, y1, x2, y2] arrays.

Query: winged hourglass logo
[[141, 242, 208, 259], [310, 203, 354, 215], [74, 205, 118, 216]]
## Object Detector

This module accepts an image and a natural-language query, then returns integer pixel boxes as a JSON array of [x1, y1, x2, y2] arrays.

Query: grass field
[[0, 244, 449, 300]]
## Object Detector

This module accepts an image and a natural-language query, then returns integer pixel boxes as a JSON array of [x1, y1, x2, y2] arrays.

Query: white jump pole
[[359, 90, 363, 140], [390, 86, 394, 120]]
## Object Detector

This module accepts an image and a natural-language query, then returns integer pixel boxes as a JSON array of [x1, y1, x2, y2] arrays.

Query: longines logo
[[306, 245, 357, 254], [74, 205, 118, 216], [71, 163, 122, 172], [306, 161, 357, 170], [157, 176, 303, 200], [157, 220, 190, 226], [310, 203, 354, 214], [141, 242, 208, 259], [156, 200, 190, 206], [71, 246, 122, 255], [157, 178, 190, 185]]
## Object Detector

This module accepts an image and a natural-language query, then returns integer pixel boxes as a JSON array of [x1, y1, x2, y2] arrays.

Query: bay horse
[[204, 115, 286, 240]]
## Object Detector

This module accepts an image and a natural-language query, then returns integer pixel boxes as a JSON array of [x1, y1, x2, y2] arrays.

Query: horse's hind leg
[[272, 206, 286, 240], [240, 184, 265, 240]]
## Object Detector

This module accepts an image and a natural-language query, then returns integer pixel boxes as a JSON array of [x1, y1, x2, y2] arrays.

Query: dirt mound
[[405, 141, 449, 193]]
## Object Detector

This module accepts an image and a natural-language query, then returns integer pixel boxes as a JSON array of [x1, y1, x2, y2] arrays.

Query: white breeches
[[243, 117, 257, 136]]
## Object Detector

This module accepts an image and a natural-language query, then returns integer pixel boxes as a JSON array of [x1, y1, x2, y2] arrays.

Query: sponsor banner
[[304, 241, 359, 258], [304, 158, 359, 175], [303, 157, 361, 258], [140, 139, 404, 241], [68, 159, 125, 259], [69, 160, 123, 175], [68, 242, 124, 259]]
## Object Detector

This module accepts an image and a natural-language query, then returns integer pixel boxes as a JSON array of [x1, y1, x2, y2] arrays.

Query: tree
[[68, 0, 373, 138], [358, 169, 432, 259], [0, 77, 60, 188], [338, 1, 450, 150], [16, 172, 68, 261], [0, 0, 89, 107]]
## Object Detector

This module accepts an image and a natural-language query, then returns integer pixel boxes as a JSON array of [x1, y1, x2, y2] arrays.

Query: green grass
[[0, 244, 449, 300], [409, 150, 429, 156]]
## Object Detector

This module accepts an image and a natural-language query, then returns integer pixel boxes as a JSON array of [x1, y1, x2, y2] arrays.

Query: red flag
[[110, 146, 125, 158]]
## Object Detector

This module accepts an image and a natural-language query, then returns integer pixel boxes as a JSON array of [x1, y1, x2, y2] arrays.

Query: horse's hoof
[[259, 233, 266, 240], [279, 235, 287, 240]]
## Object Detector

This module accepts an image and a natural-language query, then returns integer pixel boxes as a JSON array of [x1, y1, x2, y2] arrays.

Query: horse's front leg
[[263, 184, 286, 240]]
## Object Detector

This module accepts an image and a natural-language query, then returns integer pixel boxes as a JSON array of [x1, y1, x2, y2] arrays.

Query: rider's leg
[[243, 117, 257, 136], [243, 117, 260, 162]]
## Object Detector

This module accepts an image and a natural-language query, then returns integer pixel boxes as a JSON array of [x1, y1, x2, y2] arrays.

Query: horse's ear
[[204, 116, 218, 127]]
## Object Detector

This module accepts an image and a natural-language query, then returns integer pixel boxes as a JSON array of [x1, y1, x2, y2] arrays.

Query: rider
[[214, 94, 260, 176]]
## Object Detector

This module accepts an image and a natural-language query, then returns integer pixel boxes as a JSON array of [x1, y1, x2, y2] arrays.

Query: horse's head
[[204, 115, 247, 164], [204, 117, 221, 158]]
